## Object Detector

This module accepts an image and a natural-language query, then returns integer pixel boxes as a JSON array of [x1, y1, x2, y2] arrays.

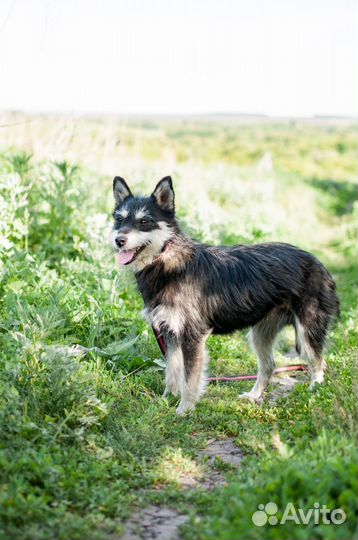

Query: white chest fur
[[141, 304, 185, 336]]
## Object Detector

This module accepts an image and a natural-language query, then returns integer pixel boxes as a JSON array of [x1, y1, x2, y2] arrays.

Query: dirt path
[[120, 373, 302, 540], [121, 507, 188, 540], [120, 437, 243, 540]]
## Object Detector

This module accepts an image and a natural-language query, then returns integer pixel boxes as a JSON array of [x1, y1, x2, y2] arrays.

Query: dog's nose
[[115, 236, 126, 248]]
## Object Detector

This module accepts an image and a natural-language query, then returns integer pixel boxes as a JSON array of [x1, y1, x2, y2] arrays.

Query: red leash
[[153, 326, 167, 356], [152, 326, 308, 381], [207, 364, 308, 382]]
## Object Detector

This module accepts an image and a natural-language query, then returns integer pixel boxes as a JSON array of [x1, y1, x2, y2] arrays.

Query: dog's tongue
[[116, 250, 136, 265]]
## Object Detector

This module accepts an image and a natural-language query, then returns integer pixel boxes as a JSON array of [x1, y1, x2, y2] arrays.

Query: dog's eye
[[139, 219, 148, 224], [116, 216, 124, 222]]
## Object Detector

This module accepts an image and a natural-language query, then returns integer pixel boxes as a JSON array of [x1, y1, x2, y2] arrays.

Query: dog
[[111, 176, 340, 415]]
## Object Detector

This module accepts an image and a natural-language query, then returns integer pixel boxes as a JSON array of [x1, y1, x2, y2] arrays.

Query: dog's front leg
[[176, 334, 209, 415], [163, 336, 185, 398]]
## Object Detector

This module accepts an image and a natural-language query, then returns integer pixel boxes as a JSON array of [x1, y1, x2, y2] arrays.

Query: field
[[0, 112, 357, 540]]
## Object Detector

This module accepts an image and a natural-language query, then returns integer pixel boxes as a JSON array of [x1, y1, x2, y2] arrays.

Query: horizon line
[[0, 109, 356, 122]]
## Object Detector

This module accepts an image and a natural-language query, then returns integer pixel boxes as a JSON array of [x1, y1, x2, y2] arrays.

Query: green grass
[[0, 115, 357, 539]]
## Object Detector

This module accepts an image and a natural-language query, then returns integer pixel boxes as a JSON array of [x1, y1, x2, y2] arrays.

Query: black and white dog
[[111, 176, 339, 414]]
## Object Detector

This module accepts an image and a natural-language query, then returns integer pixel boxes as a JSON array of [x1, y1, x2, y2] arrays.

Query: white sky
[[0, 0, 356, 117]]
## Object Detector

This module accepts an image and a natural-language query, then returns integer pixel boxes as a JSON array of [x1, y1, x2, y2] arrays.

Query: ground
[[0, 113, 357, 540]]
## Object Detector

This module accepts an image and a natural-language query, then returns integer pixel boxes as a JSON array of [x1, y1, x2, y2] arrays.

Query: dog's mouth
[[115, 245, 147, 266]]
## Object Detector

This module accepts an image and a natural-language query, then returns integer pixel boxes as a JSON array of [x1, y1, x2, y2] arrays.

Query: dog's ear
[[151, 176, 175, 212], [113, 176, 132, 205]]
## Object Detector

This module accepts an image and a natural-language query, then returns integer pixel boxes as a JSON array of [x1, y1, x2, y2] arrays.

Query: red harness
[[152, 326, 308, 382]]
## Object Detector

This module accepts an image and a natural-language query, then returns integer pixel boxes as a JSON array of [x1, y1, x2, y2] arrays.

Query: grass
[[0, 113, 357, 540]]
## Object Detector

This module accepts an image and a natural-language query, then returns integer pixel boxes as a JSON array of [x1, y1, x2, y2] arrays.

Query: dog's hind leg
[[176, 333, 210, 415], [294, 311, 329, 389], [163, 337, 184, 397], [294, 269, 339, 388], [240, 309, 289, 401]]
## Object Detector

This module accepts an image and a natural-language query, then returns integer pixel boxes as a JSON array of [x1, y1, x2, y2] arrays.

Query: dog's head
[[111, 176, 176, 270]]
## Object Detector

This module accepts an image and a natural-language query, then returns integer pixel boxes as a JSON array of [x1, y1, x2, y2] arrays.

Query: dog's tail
[[293, 317, 302, 356], [293, 273, 340, 359]]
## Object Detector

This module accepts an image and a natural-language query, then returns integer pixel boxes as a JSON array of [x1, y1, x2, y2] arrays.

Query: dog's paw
[[238, 391, 261, 401], [175, 401, 195, 416], [309, 369, 325, 390]]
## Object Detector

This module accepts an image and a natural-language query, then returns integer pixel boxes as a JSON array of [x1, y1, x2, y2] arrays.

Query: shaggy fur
[[111, 176, 340, 414]]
